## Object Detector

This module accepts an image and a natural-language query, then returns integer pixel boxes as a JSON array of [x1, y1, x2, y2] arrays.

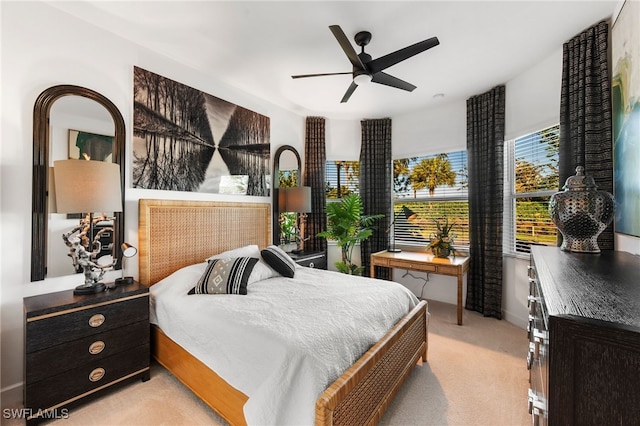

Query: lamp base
[[73, 282, 106, 295], [114, 276, 134, 286], [387, 247, 402, 253]]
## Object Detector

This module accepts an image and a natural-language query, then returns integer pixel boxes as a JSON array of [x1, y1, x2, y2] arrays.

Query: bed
[[138, 198, 428, 426]]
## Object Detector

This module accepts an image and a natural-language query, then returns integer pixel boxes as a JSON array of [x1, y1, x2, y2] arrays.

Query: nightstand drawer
[[26, 320, 149, 383], [26, 294, 148, 353], [297, 255, 327, 269], [288, 251, 327, 269], [25, 344, 149, 414]]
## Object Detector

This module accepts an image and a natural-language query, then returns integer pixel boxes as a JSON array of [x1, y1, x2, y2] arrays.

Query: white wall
[[325, 119, 361, 161], [0, 1, 305, 405], [616, 233, 640, 255]]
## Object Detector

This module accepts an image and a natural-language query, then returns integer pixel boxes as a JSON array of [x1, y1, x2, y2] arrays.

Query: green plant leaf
[[318, 194, 383, 274]]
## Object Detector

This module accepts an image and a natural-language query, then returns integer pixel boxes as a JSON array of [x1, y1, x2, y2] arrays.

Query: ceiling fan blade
[[372, 72, 417, 92], [368, 37, 440, 74], [291, 71, 353, 79], [340, 81, 358, 103], [329, 25, 366, 70]]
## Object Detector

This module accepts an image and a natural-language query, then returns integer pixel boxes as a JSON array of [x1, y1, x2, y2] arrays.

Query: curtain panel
[[466, 85, 505, 319], [359, 118, 392, 279], [304, 117, 327, 253], [559, 20, 614, 250]]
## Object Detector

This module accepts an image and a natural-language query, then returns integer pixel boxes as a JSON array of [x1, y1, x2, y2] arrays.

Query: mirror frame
[[272, 145, 301, 245], [31, 85, 126, 281]]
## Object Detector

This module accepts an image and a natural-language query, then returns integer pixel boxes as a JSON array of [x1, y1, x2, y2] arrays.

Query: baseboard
[[502, 308, 527, 330], [1, 381, 23, 407]]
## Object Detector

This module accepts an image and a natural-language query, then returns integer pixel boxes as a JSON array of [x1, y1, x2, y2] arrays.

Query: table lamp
[[387, 205, 418, 252], [114, 242, 137, 286], [53, 159, 123, 295], [282, 186, 312, 253]]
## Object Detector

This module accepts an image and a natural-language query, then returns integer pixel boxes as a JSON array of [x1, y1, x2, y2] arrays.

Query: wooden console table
[[370, 250, 470, 325]]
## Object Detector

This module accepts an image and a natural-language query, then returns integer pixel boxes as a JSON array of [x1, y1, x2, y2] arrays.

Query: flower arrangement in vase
[[427, 218, 456, 258]]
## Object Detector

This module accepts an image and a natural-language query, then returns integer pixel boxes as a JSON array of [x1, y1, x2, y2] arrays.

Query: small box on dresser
[[23, 281, 150, 425], [528, 246, 640, 426]]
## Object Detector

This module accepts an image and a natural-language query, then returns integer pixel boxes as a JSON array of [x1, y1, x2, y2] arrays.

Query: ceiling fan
[[292, 25, 440, 103]]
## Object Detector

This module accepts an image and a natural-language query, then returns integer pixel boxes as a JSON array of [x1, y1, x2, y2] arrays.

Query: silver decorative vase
[[549, 166, 615, 253]]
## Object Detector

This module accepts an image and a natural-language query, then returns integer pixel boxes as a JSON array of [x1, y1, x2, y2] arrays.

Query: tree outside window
[[325, 160, 360, 199], [507, 124, 559, 255]]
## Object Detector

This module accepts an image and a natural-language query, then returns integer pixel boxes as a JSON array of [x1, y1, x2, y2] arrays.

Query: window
[[278, 170, 298, 188], [325, 160, 360, 199], [504, 124, 559, 256], [393, 151, 469, 248]]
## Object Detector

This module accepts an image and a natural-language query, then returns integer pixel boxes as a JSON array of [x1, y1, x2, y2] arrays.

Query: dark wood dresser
[[528, 246, 640, 426], [24, 281, 150, 424]]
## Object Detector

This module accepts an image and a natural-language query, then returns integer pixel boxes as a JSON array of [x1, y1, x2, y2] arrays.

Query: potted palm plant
[[317, 194, 383, 275]]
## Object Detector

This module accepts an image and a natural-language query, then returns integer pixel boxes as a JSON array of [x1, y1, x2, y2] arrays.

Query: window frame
[[392, 150, 470, 251], [503, 123, 560, 259]]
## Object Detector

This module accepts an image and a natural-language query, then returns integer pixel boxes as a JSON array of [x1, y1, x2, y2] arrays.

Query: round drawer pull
[[89, 368, 105, 382], [88, 314, 105, 328], [88, 340, 105, 355], [309, 262, 315, 268]]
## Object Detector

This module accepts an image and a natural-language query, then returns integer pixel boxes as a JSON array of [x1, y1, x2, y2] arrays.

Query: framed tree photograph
[[132, 66, 271, 196]]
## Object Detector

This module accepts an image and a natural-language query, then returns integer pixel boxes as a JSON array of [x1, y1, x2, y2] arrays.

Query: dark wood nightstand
[[288, 250, 327, 269], [23, 281, 150, 425]]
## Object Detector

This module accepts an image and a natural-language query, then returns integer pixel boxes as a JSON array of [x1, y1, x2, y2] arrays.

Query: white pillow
[[206, 244, 260, 261], [250, 261, 279, 283], [206, 244, 277, 283]]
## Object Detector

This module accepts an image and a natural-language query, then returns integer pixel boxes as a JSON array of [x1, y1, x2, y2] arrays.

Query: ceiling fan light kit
[[354, 73, 373, 85], [292, 25, 439, 103]]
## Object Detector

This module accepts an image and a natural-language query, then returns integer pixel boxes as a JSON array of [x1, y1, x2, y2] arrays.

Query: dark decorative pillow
[[189, 257, 259, 295], [260, 245, 296, 278]]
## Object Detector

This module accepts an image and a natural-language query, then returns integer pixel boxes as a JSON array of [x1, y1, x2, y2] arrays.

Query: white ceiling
[[46, 0, 618, 120]]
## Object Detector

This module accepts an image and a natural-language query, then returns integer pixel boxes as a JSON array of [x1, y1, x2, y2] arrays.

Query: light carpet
[[3, 300, 530, 426]]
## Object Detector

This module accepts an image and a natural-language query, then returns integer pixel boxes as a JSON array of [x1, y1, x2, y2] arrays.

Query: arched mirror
[[31, 85, 126, 282], [272, 145, 301, 246]]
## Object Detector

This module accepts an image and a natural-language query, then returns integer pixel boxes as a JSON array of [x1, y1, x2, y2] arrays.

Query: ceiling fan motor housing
[[354, 31, 372, 48]]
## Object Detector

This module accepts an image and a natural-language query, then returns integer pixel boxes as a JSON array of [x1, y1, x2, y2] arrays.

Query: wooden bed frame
[[138, 198, 428, 426]]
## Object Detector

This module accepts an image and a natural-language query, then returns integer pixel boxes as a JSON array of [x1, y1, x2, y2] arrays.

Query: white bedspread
[[150, 263, 419, 425]]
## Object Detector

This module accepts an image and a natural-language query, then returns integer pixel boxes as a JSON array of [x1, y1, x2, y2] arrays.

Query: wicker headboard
[[138, 199, 271, 286]]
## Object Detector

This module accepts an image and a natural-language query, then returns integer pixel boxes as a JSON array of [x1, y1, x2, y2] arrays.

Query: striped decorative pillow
[[260, 245, 296, 278], [189, 257, 259, 295]]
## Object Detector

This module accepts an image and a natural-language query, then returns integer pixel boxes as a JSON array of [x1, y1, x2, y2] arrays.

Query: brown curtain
[[466, 85, 505, 320], [304, 117, 327, 253], [559, 20, 613, 250], [359, 118, 392, 279]]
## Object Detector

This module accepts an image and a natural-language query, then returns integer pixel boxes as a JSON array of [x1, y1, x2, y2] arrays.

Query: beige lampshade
[[278, 188, 287, 211], [53, 160, 122, 214], [282, 186, 312, 213]]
